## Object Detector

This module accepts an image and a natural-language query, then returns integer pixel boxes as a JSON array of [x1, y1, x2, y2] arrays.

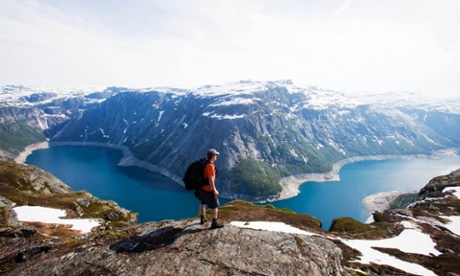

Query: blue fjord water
[[25, 146, 460, 229]]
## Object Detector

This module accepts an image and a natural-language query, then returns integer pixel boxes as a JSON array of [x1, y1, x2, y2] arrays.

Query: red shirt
[[202, 162, 215, 192]]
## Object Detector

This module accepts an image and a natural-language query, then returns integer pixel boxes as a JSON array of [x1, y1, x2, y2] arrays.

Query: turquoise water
[[271, 157, 460, 229], [25, 146, 229, 222], [25, 146, 460, 229]]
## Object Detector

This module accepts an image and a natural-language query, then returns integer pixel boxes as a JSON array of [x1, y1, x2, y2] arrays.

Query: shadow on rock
[[109, 224, 206, 253], [110, 226, 182, 253]]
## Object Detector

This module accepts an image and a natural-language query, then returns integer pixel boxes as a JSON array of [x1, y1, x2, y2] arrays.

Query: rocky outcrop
[[2, 163, 460, 275], [5, 220, 347, 276], [418, 168, 460, 198], [0, 161, 348, 275], [0, 160, 138, 236], [0, 160, 73, 194]]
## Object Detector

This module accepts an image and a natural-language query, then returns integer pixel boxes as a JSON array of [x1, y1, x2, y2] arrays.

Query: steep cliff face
[[2, 82, 460, 199], [0, 85, 103, 160], [48, 81, 459, 199], [0, 106, 47, 159]]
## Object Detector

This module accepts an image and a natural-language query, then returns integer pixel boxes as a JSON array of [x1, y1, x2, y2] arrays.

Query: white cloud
[[1, 0, 459, 97]]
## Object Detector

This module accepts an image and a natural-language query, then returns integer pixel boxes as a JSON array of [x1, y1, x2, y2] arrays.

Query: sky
[[0, 0, 459, 98]]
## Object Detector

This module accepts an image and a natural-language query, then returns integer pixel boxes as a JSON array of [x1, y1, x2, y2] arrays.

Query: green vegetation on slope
[[229, 159, 282, 197], [329, 217, 397, 239], [0, 160, 137, 230], [0, 122, 45, 159]]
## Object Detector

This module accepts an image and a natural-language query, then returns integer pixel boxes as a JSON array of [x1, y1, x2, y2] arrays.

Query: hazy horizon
[[1, 0, 459, 98]]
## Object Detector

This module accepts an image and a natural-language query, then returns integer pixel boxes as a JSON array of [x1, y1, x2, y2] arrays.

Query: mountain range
[[1, 80, 459, 200]]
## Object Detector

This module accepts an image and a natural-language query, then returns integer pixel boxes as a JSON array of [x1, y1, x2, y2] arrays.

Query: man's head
[[207, 148, 220, 160]]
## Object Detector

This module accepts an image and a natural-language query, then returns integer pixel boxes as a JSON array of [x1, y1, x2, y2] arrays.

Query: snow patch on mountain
[[3, 81, 458, 113], [192, 81, 268, 97], [0, 85, 103, 107], [202, 112, 245, 120], [354, 92, 460, 114], [209, 96, 260, 107]]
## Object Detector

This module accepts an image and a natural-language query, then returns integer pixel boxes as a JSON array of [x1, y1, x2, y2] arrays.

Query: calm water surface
[[25, 146, 230, 222], [272, 157, 460, 229], [25, 146, 460, 229]]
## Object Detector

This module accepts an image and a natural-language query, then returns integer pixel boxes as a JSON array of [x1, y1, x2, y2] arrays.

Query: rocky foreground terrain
[[1, 160, 460, 275]]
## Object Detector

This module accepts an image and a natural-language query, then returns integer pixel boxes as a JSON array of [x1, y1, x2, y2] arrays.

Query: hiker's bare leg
[[199, 204, 206, 216], [211, 208, 218, 220]]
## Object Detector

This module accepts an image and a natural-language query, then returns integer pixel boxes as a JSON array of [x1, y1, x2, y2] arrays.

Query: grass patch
[[55, 239, 85, 251], [97, 227, 136, 242], [216, 200, 322, 231], [22, 221, 77, 241], [0, 206, 8, 226], [329, 217, 395, 239], [0, 160, 137, 233], [410, 198, 460, 218]]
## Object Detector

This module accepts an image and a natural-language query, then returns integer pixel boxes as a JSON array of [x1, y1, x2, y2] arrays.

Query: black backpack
[[182, 159, 208, 191]]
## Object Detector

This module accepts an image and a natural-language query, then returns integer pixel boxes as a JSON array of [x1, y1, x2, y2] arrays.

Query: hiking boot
[[200, 216, 208, 225], [211, 219, 224, 229]]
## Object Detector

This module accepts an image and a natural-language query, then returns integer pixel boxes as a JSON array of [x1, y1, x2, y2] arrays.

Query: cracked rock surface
[[5, 220, 347, 276]]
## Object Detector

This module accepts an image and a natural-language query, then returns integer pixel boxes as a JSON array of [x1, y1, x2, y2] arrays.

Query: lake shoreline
[[15, 141, 459, 204], [361, 190, 419, 223], [14, 141, 50, 164], [362, 190, 418, 214], [277, 151, 458, 201], [17, 141, 184, 183]]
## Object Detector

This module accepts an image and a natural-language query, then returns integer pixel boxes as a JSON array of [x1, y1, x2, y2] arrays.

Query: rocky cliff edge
[[1, 161, 460, 275]]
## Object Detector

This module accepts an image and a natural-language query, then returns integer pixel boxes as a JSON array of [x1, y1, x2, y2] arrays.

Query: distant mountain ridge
[[1, 80, 460, 200]]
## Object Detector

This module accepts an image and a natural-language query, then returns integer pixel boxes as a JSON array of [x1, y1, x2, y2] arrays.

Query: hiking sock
[[211, 219, 224, 229], [200, 215, 208, 224]]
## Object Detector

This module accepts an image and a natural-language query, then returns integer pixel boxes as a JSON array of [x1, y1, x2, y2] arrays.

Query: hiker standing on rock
[[197, 148, 224, 229]]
